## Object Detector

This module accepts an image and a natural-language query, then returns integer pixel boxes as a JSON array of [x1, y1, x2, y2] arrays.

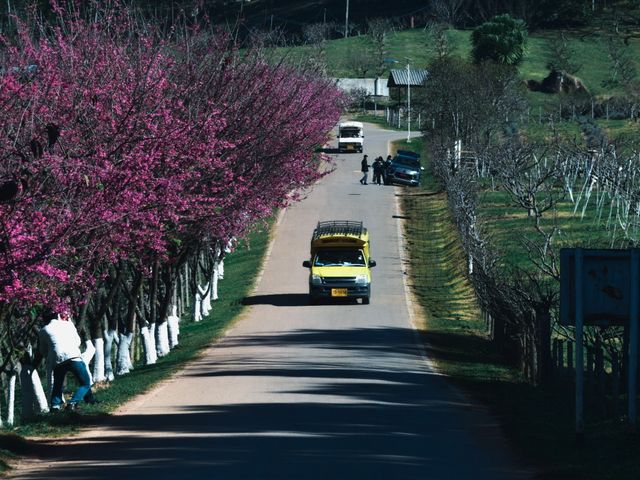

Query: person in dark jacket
[[360, 155, 369, 185], [372, 157, 384, 185], [383, 155, 393, 184]]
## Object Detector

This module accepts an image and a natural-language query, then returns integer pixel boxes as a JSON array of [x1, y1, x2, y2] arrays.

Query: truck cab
[[337, 121, 364, 153], [302, 221, 376, 304]]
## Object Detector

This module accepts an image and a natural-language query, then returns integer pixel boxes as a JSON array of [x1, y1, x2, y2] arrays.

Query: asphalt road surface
[[12, 124, 532, 480]]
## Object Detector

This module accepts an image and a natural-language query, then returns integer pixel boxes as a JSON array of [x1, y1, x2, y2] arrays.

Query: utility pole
[[407, 61, 411, 143], [344, 0, 349, 38]]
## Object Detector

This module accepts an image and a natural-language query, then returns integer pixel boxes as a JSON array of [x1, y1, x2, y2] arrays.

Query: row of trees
[[0, 2, 343, 423], [417, 48, 640, 385]]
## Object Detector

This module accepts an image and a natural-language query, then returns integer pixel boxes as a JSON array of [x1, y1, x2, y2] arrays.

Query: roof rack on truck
[[312, 221, 366, 240]]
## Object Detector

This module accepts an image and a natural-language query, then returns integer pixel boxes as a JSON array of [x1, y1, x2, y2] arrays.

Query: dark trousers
[[51, 358, 93, 407]]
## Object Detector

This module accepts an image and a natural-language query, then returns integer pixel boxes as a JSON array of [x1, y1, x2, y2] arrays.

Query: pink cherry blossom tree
[[0, 2, 342, 419]]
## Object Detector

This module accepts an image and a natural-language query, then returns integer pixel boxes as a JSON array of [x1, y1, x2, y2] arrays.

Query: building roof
[[387, 69, 428, 88]]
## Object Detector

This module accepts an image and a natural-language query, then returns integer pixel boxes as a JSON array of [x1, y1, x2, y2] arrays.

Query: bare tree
[[424, 23, 455, 60], [545, 32, 582, 75], [343, 46, 376, 78], [367, 18, 394, 76], [431, 0, 466, 26]]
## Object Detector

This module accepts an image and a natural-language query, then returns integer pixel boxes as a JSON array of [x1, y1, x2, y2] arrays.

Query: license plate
[[331, 288, 348, 297], [347, 145, 354, 150]]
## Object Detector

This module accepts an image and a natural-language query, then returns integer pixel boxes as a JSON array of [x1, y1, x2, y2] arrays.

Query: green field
[[316, 26, 639, 140]]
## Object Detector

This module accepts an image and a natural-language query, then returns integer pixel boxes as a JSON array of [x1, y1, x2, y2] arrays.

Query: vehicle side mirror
[[368, 260, 377, 268], [302, 260, 311, 268]]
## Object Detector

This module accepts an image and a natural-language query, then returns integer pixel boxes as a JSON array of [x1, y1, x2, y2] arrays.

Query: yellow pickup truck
[[302, 221, 376, 304]]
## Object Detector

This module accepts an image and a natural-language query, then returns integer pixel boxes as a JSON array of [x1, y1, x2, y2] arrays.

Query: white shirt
[[38, 318, 82, 366]]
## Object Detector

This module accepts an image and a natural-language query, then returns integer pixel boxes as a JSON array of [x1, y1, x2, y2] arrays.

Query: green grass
[[6, 222, 272, 442], [399, 139, 640, 479], [307, 26, 639, 140], [477, 188, 630, 271]]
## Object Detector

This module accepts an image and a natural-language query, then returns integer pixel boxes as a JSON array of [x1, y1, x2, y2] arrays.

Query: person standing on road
[[360, 154, 369, 185], [383, 155, 393, 185], [372, 157, 384, 185], [38, 309, 98, 411]]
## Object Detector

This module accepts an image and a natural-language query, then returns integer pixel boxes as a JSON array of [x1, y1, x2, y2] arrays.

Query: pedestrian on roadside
[[383, 155, 393, 185], [360, 154, 369, 185], [373, 157, 384, 185], [38, 309, 98, 412]]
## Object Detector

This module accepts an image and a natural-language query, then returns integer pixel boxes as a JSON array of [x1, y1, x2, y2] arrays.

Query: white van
[[338, 121, 364, 153]]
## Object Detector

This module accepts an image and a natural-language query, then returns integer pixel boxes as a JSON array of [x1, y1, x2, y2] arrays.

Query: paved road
[[12, 124, 531, 480]]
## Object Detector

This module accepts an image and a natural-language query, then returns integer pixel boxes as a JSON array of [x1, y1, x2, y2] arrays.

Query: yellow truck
[[302, 221, 376, 304]]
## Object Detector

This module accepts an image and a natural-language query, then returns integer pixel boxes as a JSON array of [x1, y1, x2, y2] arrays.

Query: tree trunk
[[116, 332, 134, 375], [194, 289, 203, 322], [155, 266, 174, 358], [7, 371, 16, 427], [140, 323, 157, 365], [168, 288, 180, 349], [536, 306, 552, 385], [103, 329, 117, 381], [156, 321, 170, 358], [81, 339, 95, 368], [212, 261, 220, 301], [20, 360, 49, 420], [92, 337, 106, 382]]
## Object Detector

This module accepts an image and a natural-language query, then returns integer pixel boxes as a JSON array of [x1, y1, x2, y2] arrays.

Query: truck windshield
[[314, 249, 366, 267], [340, 128, 361, 138]]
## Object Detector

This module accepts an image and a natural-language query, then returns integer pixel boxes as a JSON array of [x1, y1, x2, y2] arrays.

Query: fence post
[[536, 306, 552, 384], [612, 350, 620, 418], [567, 341, 574, 374]]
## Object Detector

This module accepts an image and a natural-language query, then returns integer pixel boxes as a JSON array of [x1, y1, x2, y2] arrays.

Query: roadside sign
[[560, 248, 638, 437], [560, 249, 632, 326]]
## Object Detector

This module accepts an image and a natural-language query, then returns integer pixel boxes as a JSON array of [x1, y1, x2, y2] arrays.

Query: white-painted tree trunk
[[104, 329, 117, 381], [167, 304, 180, 349], [155, 321, 170, 358], [20, 364, 49, 420], [194, 291, 203, 322], [212, 263, 220, 301], [7, 372, 16, 427], [202, 283, 211, 316], [45, 364, 54, 403], [81, 338, 95, 367], [116, 332, 134, 375], [30, 368, 49, 414], [81, 339, 95, 385], [218, 258, 225, 279], [92, 337, 106, 382], [140, 325, 157, 365]]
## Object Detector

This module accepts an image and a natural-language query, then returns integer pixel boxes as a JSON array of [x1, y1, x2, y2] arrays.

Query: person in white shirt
[[38, 309, 96, 411]]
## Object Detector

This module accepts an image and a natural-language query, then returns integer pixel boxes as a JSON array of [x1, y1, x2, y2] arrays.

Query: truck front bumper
[[309, 283, 370, 299]]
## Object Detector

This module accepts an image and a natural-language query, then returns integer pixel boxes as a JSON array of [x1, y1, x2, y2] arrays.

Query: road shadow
[[242, 294, 360, 307], [317, 147, 341, 154], [13, 326, 533, 480], [242, 293, 310, 307]]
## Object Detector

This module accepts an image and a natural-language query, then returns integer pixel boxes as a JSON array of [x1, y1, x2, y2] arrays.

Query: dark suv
[[384, 150, 423, 187]]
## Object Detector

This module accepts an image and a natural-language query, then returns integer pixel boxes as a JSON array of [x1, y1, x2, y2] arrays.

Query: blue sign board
[[560, 249, 633, 326]]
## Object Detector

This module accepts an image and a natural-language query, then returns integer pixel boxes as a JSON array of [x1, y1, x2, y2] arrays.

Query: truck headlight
[[311, 274, 323, 285], [355, 274, 368, 285]]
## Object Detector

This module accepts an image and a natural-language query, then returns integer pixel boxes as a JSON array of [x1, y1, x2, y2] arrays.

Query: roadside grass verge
[[397, 139, 640, 479], [3, 223, 272, 443]]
